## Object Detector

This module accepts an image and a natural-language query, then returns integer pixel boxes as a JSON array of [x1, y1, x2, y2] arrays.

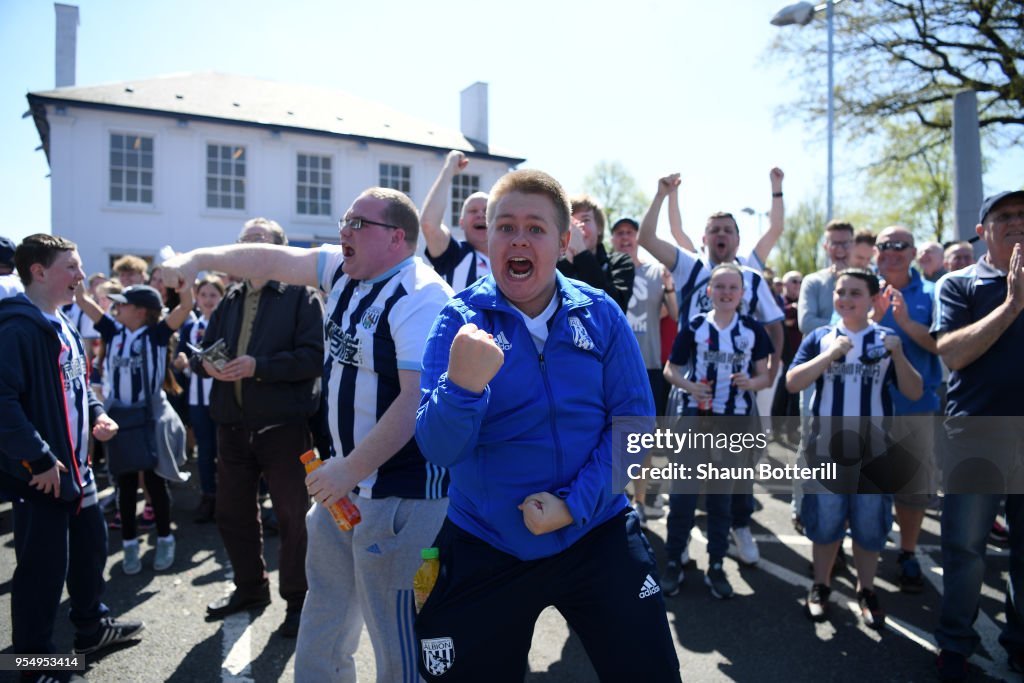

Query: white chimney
[[460, 82, 488, 146], [55, 3, 79, 88]]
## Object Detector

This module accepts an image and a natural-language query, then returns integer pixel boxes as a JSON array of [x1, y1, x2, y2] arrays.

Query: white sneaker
[[731, 527, 760, 565], [153, 536, 175, 571], [123, 543, 141, 575]]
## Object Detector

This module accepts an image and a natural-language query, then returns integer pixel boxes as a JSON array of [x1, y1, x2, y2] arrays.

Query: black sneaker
[[936, 650, 969, 682], [72, 616, 145, 655], [277, 609, 302, 638], [805, 583, 830, 622], [660, 561, 684, 597], [704, 563, 734, 599], [897, 552, 925, 594], [857, 588, 885, 629]]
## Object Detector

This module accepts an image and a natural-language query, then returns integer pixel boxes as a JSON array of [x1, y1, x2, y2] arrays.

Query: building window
[[451, 174, 481, 223], [297, 154, 332, 216], [206, 144, 246, 210], [109, 134, 154, 204], [379, 162, 411, 195]]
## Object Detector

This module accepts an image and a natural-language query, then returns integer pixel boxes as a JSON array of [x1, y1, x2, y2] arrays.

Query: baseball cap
[[611, 218, 640, 232], [978, 190, 1024, 225], [108, 284, 163, 310], [0, 236, 15, 268]]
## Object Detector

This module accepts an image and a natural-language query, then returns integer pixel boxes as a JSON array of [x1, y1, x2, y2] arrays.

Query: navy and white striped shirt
[[44, 309, 96, 503], [792, 323, 899, 418], [178, 316, 212, 407], [669, 313, 772, 415], [426, 238, 490, 292], [671, 248, 783, 325], [317, 248, 453, 499], [96, 315, 173, 406]]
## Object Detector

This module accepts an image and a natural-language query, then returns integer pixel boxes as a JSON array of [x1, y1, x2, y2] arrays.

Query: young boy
[[415, 169, 680, 681], [786, 268, 922, 628], [662, 263, 773, 599]]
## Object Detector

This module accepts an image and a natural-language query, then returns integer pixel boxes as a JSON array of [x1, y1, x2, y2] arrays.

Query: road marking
[[221, 611, 256, 682]]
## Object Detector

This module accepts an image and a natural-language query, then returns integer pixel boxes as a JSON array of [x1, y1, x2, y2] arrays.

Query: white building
[[27, 67, 524, 274]]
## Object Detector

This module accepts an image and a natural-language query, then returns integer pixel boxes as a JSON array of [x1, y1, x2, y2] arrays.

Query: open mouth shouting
[[508, 256, 534, 280]]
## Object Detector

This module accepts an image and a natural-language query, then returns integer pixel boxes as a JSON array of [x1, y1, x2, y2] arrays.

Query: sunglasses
[[338, 217, 401, 232], [877, 240, 912, 252]]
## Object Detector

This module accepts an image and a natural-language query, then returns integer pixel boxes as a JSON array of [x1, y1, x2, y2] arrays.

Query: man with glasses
[[933, 190, 1024, 680], [161, 192, 452, 682], [870, 226, 942, 594], [193, 217, 324, 639]]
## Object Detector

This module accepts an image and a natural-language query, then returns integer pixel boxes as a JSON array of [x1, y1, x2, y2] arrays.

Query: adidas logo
[[493, 331, 512, 351], [638, 574, 661, 599], [366, 543, 383, 555]]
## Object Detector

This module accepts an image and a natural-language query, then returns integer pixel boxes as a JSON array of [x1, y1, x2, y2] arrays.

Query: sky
[[1, 0, 1020, 252]]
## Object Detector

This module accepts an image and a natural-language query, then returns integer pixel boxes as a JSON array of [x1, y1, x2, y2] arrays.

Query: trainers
[[277, 609, 302, 638], [153, 536, 175, 571], [123, 543, 141, 575], [990, 519, 1010, 546], [194, 495, 216, 524], [731, 526, 760, 565], [704, 563, 734, 599], [633, 501, 649, 529], [791, 512, 804, 535], [660, 561, 684, 596], [138, 505, 155, 530], [108, 511, 122, 530], [805, 583, 830, 622], [642, 503, 666, 520], [897, 552, 925, 594], [936, 650, 969, 682], [857, 588, 885, 629], [72, 616, 145, 655]]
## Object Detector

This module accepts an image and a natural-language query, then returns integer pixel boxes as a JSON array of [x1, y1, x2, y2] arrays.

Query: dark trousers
[[11, 496, 109, 654], [117, 469, 171, 539], [190, 405, 218, 496], [415, 510, 681, 682], [216, 421, 311, 610]]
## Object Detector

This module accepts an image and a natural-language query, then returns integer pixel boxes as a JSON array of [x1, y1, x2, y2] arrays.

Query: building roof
[[27, 71, 525, 165]]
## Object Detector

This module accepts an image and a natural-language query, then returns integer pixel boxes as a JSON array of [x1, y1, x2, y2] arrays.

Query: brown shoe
[[194, 495, 216, 524]]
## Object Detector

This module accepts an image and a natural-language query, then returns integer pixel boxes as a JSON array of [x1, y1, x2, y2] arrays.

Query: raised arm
[[667, 181, 694, 252], [420, 151, 464, 258], [750, 167, 785, 267], [161, 244, 320, 293], [637, 174, 682, 270], [163, 282, 194, 331], [74, 285, 105, 324]]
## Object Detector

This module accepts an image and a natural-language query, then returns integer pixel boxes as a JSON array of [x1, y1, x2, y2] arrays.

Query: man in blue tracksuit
[[414, 170, 680, 682], [0, 235, 143, 679]]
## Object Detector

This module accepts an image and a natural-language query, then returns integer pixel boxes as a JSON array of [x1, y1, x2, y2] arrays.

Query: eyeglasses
[[877, 240, 912, 252], [991, 210, 1024, 225], [338, 216, 401, 232], [828, 240, 851, 250]]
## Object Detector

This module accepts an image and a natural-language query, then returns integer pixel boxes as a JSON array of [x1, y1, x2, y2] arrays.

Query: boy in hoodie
[[0, 234, 143, 678]]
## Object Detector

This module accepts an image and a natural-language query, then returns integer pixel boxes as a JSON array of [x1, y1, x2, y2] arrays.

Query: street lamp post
[[771, 1, 839, 221]]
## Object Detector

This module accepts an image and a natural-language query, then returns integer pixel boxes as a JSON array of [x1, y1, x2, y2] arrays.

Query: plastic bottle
[[299, 450, 362, 531], [697, 379, 713, 411], [413, 547, 440, 613]]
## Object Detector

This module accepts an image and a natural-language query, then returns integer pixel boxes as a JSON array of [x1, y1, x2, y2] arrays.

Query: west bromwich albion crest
[[422, 637, 454, 676], [569, 316, 594, 350], [360, 306, 384, 331]]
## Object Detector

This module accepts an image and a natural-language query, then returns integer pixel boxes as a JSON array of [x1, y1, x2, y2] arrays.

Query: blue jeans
[[189, 405, 217, 495], [935, 494, 1024, 657], [665, 493, 733, 564]]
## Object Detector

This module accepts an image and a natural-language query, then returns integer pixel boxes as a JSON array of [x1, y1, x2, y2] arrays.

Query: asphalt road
[[0, 441, 1014, 682]]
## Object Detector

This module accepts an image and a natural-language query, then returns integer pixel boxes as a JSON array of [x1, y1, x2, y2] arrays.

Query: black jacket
[[197, 280, 324, 429], [556, 243, 634, 312], [0, 294, 103, 501]]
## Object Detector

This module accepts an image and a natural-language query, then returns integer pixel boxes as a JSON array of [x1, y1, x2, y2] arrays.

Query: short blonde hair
[[488, 170, 572, 235]]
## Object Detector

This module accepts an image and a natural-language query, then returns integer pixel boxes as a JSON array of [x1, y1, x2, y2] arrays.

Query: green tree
[[768, 197, 830, 276], [582, 160, 650, 228], [768, 0, 1023, 148]]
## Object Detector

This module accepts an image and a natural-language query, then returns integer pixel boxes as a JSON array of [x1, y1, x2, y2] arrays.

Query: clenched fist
[[447, 323, 504, 393]]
